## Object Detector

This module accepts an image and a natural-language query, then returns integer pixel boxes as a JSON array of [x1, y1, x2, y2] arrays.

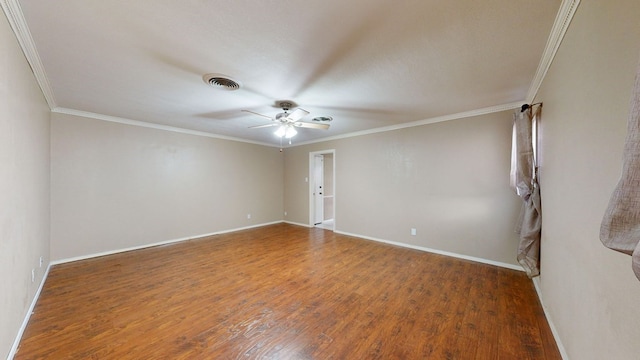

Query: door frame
[[313, 154, 324, 225], [308, 149, 336, 228]]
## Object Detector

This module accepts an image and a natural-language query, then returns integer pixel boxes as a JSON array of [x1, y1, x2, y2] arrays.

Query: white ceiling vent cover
[[312, 116, 333, 122], [202, 73, 242, 91]]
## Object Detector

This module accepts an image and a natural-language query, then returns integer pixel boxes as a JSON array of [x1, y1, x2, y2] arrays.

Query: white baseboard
[[283, 220, 313, 228], [13, 222, 552, 360], [332, 230, 574, 357], [333, 230, 524, 272], [51, 221, 284, 265], [8, 263, 52, 359], [11, 222, 285, 357], [532, 277, 569, 360], [11, 221, 285, 358]]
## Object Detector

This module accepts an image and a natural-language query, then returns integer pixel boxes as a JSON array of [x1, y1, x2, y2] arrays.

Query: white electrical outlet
[[31, 269, 35, 282], [411, 228, 417, 236], [284, 211, 287, 216], [39, 256, 43, 267], [305, 177, 308, 183], [247, 213, 251, 219]]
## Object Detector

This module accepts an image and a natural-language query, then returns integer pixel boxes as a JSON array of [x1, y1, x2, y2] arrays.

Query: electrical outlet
[[284, 211, 287, 216], [247, 213, 251, 219], [39, 256, 43, 268], [411, 228, 417, 236], [31, 269, 35, 283]]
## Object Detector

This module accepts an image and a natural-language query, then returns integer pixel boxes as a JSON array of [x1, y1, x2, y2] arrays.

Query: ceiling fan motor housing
[[276, 101, 294, 111]]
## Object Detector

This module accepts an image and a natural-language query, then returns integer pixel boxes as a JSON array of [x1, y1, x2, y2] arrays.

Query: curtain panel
[[600, 58, 640, 281], [512, 107, 542, 278]]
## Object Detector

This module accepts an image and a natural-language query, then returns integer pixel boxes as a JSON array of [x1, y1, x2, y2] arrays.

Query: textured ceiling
[[14, 0, 561, 146]]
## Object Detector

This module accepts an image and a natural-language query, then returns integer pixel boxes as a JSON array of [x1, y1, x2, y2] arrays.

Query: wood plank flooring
[[15, 224, 561, 359]]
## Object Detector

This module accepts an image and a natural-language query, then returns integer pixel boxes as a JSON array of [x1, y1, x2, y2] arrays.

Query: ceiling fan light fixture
[[274, 125, 298, 138], [274, 125, 287, 137], [285, 126, 297, 138], [202, 73, 242, 91]]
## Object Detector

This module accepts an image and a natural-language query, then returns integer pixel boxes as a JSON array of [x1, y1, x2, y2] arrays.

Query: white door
[[313, 155, 324, 225]]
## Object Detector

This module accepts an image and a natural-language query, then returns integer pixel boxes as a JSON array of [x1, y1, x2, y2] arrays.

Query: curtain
[[600, 58, 640, 281], [511, 106, 542, 278]]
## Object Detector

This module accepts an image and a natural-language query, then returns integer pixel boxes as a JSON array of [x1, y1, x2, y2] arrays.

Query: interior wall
[[51, 113, 284, 261], [535, 1, 640, 359], [0, 12, 51, 359], [284, 111, 522, 266]]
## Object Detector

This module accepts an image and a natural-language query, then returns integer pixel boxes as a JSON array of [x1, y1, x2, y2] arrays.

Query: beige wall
[[9, 2, 640, 358], [285, 111, 522, 266], [0, 13, 51, 359], [51, 113, 284, 261], [535, 1, 640, 359]]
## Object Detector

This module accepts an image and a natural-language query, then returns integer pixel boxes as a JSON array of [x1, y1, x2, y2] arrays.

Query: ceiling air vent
[[202, 73, 242, 91]]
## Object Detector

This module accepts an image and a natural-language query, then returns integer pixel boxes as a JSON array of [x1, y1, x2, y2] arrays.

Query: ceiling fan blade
[[285, 108, 310, 122], [293, 122, 330, 130], [249, 123, 279, 129], [242, 109, 273, 120]]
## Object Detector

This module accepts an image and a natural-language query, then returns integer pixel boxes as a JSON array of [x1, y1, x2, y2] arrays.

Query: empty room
[[2, 0, 640, 359]]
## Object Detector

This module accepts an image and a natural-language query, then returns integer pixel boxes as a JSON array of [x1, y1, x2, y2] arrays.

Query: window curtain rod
[[520, 102, 543, 112]]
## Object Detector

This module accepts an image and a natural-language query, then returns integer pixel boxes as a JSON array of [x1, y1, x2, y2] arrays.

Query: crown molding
[[54, 102, 522, 150], [52, 108, 278, 148], [1, 0, 57, 109], [290, 101, 523, 147], [526, 0, 581, 103], [3, 0, 578, 147]]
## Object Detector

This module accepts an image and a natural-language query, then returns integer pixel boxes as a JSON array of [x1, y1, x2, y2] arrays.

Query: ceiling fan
[[243, 101, 330, 138]]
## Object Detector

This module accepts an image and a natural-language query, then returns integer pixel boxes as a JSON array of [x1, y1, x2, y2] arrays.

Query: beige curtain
[[511, 106, 542, 278], [600, 58, 640, 281]]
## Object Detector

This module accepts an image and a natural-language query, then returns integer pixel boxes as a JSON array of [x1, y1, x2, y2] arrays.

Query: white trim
[[8, 263, 52, 360], [50, 221, 283, 265], [526, 0, 581, 103], [334, 230, 524, 272], [48, 104, 523, 151], [1, 0, 579, 148], [51, 108, 279, 148], [9, 224, 562, 360], [333, 227, 570, 358], [10, 221, 281, 358], [532, 277, 569, 360], [523, 3, 578, 357], [0, 0, 57, 109], [308, 150, 336, 228], [283, 220, 313, 228], [290, 102, 523, 147]]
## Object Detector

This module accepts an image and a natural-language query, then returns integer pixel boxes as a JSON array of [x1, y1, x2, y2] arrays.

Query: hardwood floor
[[15, 224, 561, 359]]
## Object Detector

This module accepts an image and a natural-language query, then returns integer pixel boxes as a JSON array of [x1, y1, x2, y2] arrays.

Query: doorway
[[309, 150, 335, 230]]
